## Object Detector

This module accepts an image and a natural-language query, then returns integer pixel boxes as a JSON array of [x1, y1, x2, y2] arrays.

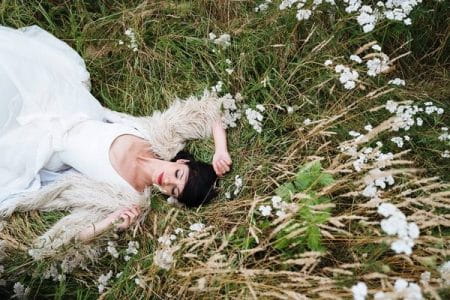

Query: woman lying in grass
[[0, 25, 232, 257]]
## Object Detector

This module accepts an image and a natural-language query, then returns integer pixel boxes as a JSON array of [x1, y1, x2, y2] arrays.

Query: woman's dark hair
[[170, 151, 218, 207]]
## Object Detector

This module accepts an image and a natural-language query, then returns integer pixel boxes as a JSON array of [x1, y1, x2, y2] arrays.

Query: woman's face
[[153, 159, 189, 198]]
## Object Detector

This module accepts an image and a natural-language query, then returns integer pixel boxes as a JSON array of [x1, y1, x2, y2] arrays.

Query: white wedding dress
[[0, 25, 138, 202]]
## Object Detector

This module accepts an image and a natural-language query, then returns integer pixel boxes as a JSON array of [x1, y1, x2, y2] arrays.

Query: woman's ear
[[176, 159, 190, 164]]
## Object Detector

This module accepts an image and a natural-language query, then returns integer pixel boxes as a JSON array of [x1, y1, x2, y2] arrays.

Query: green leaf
[[306, 225, 322, 251]]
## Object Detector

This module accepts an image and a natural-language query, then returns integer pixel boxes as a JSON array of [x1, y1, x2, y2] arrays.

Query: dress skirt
[[0, 25, 106, 203]]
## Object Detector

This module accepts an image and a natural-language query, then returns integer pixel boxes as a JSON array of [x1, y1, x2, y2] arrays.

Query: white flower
[[190, 223, 205, 232], [351, 282, 368, 300], [324, 59, 333, 66], [416, 117, 423, 126], [372, 44, 382, 51], [245, 108, 264, 133], [303, 118, 311, 125], [367, 57, 390, 77], [378, 203, 420, 255], [442, 150, 450, 158], [211, 33, 231, 49], [258, 205, 272, 216], [275, 210, 287, 218], [154, 249, 174, 270], [420, 271, 430, 283], [377, 203, 398, 217], [158, 235, 173, 247], [385, 100, 398, 113], [391, 136, 404, 148], [126, 241, 139, 257], [13, 282, 30, 299], [350, 54, 363, 63], [393, 279, 423, 299], [439, 261, 450, 285], [107, 241, 119, 259], [225, 68, 234, 75], [124, 28, 138, 52], [167, 196, 179, 205], [211, 81, 224, 93], [98, 270, 113, 293], [255, 0, 272, 12], [364, 124, 373, 132], [296, 9, 312, 21], [271, 196, 282, 209], [225, 58, 232, 64], [349, 131, 361, 137], [388, 78, 405, 86], [287, 106, 294, 114], [256, 104, 265, 112], [174, 228, 184, 235]]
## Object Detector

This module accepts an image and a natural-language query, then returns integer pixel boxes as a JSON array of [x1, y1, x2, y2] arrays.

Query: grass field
[[0, 0, 449, 299]]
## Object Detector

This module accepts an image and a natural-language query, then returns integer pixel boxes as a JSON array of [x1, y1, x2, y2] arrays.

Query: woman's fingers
[[213, 161, 224, 176], [219, 160, 230, 172]]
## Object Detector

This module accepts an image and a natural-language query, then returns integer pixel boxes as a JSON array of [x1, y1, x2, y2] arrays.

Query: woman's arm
[[78, 206, 141, 242], [212, 120, 232, 176]]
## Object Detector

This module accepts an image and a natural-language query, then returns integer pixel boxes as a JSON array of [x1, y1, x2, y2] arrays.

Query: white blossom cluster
[[442, 150, 450, 158], [390, 135, 410, 148], [209, 32, 231, 49], [154, 227, 185, 270], [344, 143, 393, 173], [98, 270, 113, 294], [124, 241, 139, 262], [43, 263, 65, 282], [157, 234, 177, 247], [245, 106, 264, 133], [324, 49, 399, 90], [225, 58, 234, 75], [374, 278, 423, 299], [225, 175, 243, 199], [107, 241, 119, 259], [350, 54, 363, 63], [189, 222, 206, 238], [351, 281, 367, 300], [438, 127, 449, 142], [362, 168, 395, 198], [281, 1, 424, 33], [439, 261, 450, 285], [254, 0, 272, 12], [388, 77, 406, 86], [258, 196, 289, 218], [378, 203, 420, 255], [366, 55, 390, 77], [220, 93, 242, 129], [279, 0, 336, 21], [335, 64, 359, 90], [124, 28, 138, 52], [154, 248, 175, 270], [211, 80, 224, 93], [386, 100, 444, 131], [356, 5, 377, 32], [13, 282, 30, 299], [381, 0, 423, 25]]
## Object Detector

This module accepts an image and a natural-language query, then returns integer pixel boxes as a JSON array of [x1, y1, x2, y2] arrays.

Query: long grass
[[0, 0, 449, 299]]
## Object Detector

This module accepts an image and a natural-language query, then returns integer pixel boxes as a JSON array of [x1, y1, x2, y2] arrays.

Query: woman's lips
[[157, 172, 164, 185]]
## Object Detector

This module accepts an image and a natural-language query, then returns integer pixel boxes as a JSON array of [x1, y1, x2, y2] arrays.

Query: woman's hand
[[108, 205, 141, 230], [212, 150, 232, 176]]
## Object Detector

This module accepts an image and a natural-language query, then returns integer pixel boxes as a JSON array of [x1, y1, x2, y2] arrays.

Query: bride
[[0, 25, 232, 257]]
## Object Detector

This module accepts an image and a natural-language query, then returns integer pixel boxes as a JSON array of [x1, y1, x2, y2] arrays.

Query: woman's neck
[[110, 135, 156, 192]]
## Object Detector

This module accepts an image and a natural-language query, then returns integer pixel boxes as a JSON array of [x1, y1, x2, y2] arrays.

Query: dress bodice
[[54, 120, 144, 190]]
